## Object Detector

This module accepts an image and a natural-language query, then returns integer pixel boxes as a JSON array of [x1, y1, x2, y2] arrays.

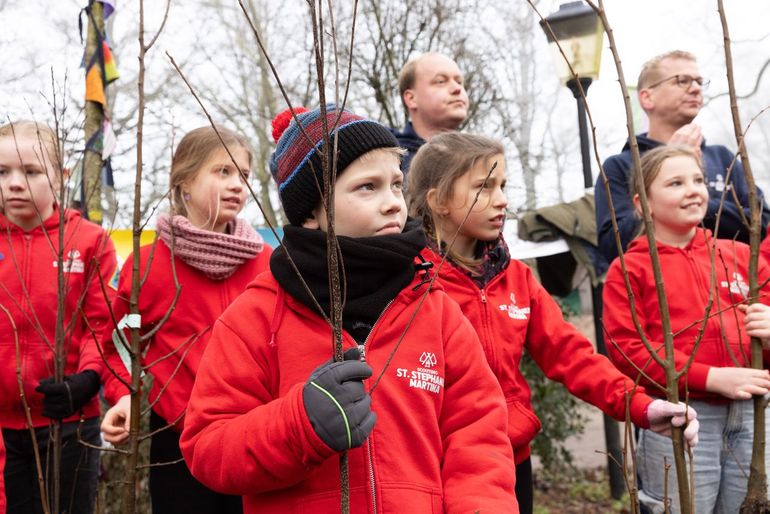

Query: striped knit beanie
[[269, 105, 399, 226]]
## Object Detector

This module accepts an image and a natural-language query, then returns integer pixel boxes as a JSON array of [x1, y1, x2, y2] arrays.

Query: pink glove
[[646, 399, 699, 447]]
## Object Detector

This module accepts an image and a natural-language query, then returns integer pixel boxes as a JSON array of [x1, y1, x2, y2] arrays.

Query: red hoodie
[[180, 271, 518, 514], [603, 228, 770, 401], [0, 209, 117, 429], [101, 238, 271, 430], [421, 247, 653, 464]]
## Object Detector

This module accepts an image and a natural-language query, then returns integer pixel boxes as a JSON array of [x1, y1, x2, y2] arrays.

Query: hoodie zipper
[[476, 273, 507, 372], [357, 298, 396, 514], [365, 439, 376, 513], [685, 245, 726, 363]]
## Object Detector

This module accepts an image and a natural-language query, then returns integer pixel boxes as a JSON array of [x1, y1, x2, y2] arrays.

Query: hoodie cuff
[[684, 362, 711, 392], [290, 383, 337, 467], [630, 392, 655, 429]]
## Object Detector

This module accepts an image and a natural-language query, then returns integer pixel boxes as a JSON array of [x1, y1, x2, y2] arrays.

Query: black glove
[[302, 348, 376, 452], [35, 370, 101, 419]]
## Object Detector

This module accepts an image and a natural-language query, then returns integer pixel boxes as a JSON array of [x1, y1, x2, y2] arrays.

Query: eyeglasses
[[646, 74, 710, 91]]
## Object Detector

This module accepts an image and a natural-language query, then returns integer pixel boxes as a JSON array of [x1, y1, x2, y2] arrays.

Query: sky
[[1, 0, 769, 215]]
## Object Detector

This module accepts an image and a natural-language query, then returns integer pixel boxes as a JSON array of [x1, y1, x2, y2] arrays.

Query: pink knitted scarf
[[157, 214, 264, 280]]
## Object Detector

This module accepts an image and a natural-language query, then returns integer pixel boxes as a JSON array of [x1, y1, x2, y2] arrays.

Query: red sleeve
[[99, 254, 135, 404], [77, 231, 118, 375], [760, 231, 770, 269], [757, 255, 770, 367], [439, 295, 518, 513], [179, 309, 336, 495], [522, 267, 654, 428], [602, 264, 711, 396]]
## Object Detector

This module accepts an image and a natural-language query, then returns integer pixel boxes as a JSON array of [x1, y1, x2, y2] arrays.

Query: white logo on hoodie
[[720, 272, 749, 298], [53, 249, 85, 273], [499, 293, 530, 320]]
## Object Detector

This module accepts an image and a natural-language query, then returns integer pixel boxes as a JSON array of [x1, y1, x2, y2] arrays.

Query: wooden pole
[[83, 0, 104, 225]]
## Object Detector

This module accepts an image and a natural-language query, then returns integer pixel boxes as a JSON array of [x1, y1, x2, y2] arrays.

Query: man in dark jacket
[[594, 50, 769, 264], [392, 53, 468, 174]]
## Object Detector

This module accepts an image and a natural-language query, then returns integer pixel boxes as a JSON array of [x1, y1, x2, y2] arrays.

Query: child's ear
[[426, 188, 449, 216], [632, 193, 647, 217], [303, 203, 328, 230], [302, 211, 320, 230]]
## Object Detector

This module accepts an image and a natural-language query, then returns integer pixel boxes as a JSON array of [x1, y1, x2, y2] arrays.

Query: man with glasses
[[594, 50, 769, 264]]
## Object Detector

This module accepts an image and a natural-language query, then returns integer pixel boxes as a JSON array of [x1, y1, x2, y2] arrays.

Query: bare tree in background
[[484, 1, 565, 210], [343, 0, 485, 126], [186, 0, 319, 227]]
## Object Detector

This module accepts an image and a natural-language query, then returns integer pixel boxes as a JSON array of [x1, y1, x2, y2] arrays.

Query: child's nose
[[6, 170, 26, 189], [229, 174, 244, 190], [383, 190, 403, 213], [492, 187, 508, 208]]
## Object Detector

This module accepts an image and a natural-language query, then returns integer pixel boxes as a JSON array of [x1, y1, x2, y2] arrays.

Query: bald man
[[392, 53, 469, 174]]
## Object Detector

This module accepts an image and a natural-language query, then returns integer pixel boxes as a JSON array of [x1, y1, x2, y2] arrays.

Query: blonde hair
[[407, 132, 504, 270], [0, 120, 62, 176], [355, 146, 406, 166], [631, 145, 703, 238], [637, 50, 697, 90], [170, 125, 252, 217], [632, 145, 702, 201]]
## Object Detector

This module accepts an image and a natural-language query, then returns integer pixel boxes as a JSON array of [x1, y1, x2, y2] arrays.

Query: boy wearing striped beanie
[[180, 105, 518, 514], [268, 104, 405, 231]]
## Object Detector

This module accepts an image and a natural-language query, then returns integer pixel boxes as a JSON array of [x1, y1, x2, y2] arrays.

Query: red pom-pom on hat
[[271, 106, 309, 143]]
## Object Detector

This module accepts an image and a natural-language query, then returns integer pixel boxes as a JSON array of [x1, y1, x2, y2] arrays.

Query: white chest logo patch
[[499, 293, 530, 320], [419, 352, 437, 368], [394, 353, 444, 395], [720, 272, 749, 298], [53, 249, 85, 274]]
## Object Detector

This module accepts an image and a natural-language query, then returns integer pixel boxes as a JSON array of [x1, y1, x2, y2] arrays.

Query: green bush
[[521, 291, 587, 475]]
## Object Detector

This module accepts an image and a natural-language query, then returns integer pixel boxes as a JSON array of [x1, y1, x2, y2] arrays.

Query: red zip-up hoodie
[[180, 271, 518, 514], [604, 228, 770, 400], [101, 238, 271, 430], [0, 209, 117, 429], [421, 247, 653, 464]]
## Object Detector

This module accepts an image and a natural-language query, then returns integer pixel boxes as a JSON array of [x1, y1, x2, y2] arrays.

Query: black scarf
[[270, 225, 427, 342]]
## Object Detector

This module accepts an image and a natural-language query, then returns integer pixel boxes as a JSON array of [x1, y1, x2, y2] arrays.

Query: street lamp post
[[540, 1, 626, 501], [567, 77, 594, 190]]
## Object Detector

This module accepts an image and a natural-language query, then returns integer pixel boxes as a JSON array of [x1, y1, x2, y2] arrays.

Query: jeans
[[3, 417, 100, 514], [637, 399, 768, 514]]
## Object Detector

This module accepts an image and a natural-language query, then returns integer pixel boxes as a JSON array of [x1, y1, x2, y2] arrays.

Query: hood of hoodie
[[0, 206, 79, 233], [625, 227, 712, 256]]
